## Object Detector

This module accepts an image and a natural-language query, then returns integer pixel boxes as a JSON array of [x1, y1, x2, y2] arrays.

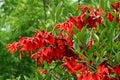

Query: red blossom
[[106, 12, 114, 22], [32, 47, 53, 65], [111, 2, 119, 10], [92, 73, 101, 80], [83, 72, 92, 80], [83, 11, 103, 28], [96, 17, 102, 24], [113, 65, 120, 76], [63, 58, 77, 73], [31, 36, 77, 65], [97, 64, 109, 75], [53, 5, 103, 37], [63, 58, 86, 74], [74, 12, 86, 30], [77, 71, 92, 80], [6, 42, 19, 54], [54, 19, 74, 35], [6, 31, 55, 59]]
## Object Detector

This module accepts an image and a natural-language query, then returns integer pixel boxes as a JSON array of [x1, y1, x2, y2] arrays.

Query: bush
[[5, 0, 120, 80]]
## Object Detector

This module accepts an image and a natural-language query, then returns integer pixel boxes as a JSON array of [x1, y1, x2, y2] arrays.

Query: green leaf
[[73, 42, 80, 53], [93, 33, 99, 42]]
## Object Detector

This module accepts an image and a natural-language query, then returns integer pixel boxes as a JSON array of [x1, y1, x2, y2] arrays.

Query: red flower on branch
[[6, 31, 56, 59], [54, 18, 74, 35], [31, 36, 77, 65], [83, 10, 103, 28], [97, 64, 109, 76], [74, 12, 86, 30], [63, 58, 87, 74], [6, 42, 19, 54]]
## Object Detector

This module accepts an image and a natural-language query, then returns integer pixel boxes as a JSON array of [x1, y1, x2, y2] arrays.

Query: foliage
[[0, 0, 120, 80]]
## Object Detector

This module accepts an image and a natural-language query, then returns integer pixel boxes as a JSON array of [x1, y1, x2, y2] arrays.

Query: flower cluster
[[63, 58, 120, 80], [54, 5, 103, 36], [7, 31, 55, 59], [107, 1, 120, 23], [32, 36, 77, 65], [7, 30, 77, 63], [6, 1, 120, 80]]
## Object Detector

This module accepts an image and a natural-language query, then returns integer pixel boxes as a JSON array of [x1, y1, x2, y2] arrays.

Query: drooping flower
[[6, 30, 56, 59], [63, 58, 86, 74], [54, 18, 74, 36], [74, 12, 86, 30], [6, 42, 19, 54], [83, 11, 103, 28], [31, 36, 77, 65]]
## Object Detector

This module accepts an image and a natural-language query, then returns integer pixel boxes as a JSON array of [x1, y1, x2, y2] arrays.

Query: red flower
[[96, 17, 102, 24], [76, 68, 92, 80], [63, 58, 88, 77], [61, 36, 73, 48], [31, 36, 77, 65], [97, 64, 109, 75], [97, 60, 112, 80], [113, 65, 120, 76], [106, 12, 114, 22], [32, 47, 54, 65], [84, 11, 103, 28], [83, 71, 92, 80], [74, 12, 86, 30], [92, 73, 101, 80], [6, 42, 19, 54], [63, 58, 82, 73], [54, 18, 74, 36], [111, 2, 119, 10], [6, 30, 56, 59]]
